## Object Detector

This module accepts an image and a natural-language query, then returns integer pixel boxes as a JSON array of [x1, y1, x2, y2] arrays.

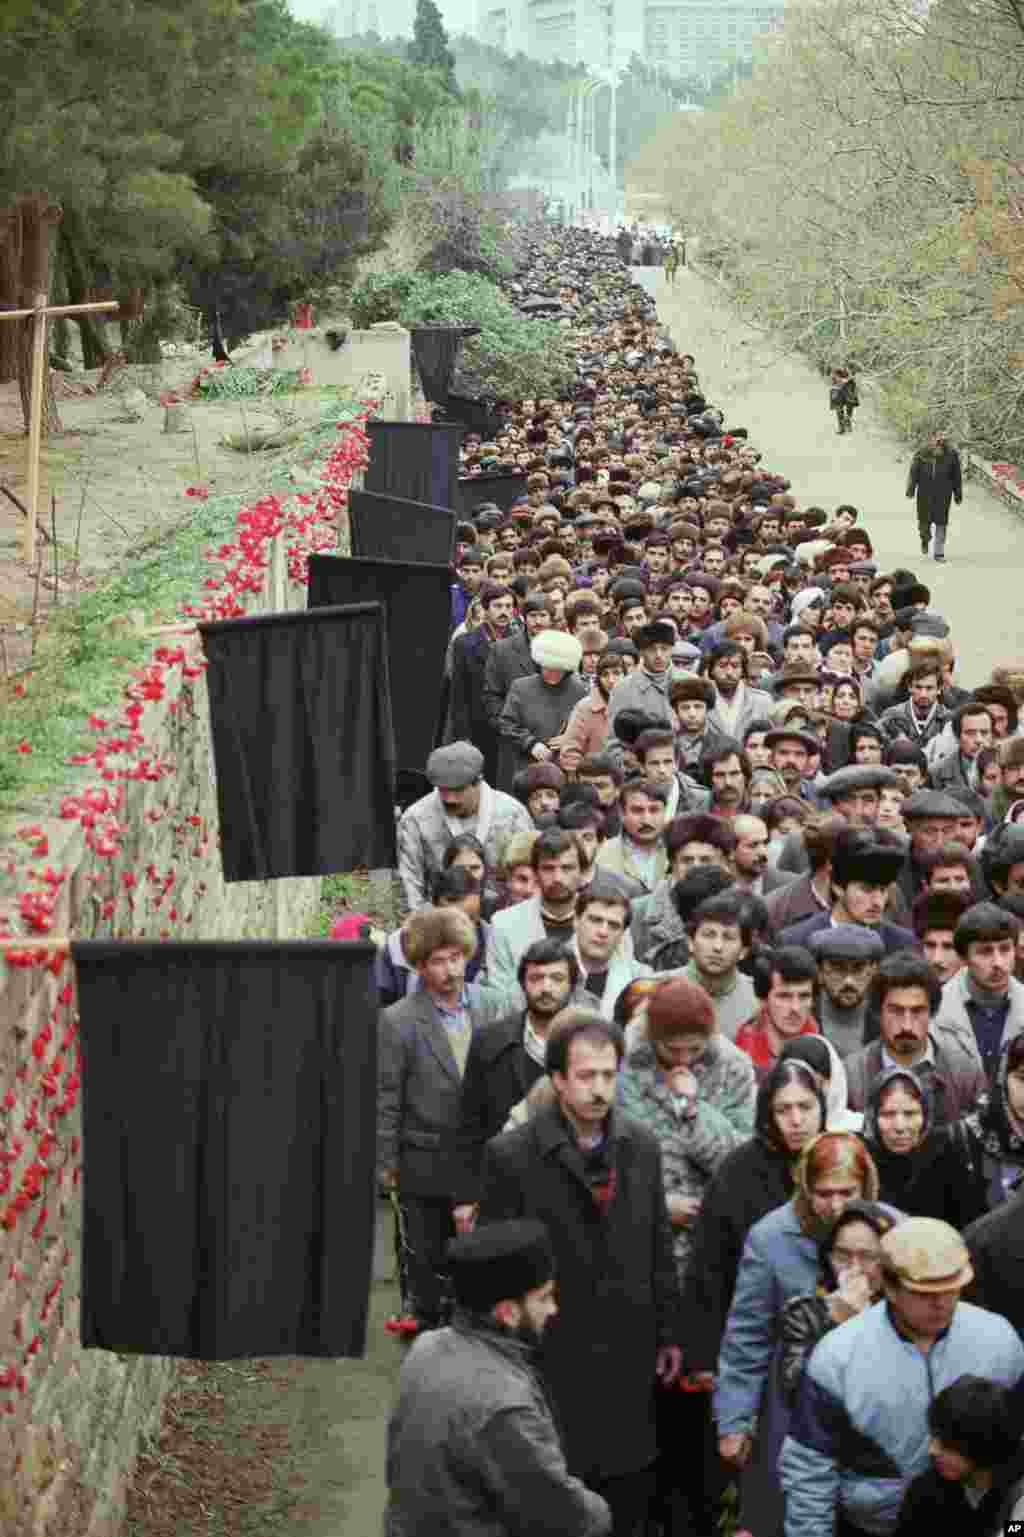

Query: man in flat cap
[[809, 924, 885, 1060], [781, 1217, 1024, 1537], [385, 1218, 611, 1537], [818, 764, 905, 829], [895, 790, 966, 905], [397, 742, 532, 912]]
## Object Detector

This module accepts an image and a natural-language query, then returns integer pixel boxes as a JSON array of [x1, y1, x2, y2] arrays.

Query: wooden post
[[24, 292, 48, 566]]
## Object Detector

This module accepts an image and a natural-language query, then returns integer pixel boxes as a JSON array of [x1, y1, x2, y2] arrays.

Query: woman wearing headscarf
[[715, 1132, 880, 1537], [778, 1035, 863, 1132], [862, 1067, 985, 1230], [953, 1035, 1024, 1211], [779, 1199, 902, 1409], [681, 1060, 828, 1389]]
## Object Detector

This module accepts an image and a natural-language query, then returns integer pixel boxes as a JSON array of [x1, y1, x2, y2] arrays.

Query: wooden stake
[[24, 292, 48, 565]]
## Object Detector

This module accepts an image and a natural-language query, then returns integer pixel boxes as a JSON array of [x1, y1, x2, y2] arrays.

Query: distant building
[[475, 0, 783, 80]]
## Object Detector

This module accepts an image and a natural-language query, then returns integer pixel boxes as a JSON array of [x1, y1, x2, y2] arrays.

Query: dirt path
[[658, 266, 1024, 686]]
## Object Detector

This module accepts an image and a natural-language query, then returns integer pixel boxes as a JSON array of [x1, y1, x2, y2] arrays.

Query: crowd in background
[[380, 222, 1024, 1537]]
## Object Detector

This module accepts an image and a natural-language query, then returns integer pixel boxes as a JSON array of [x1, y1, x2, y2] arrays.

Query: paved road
[[657, 266, 1023, 687]]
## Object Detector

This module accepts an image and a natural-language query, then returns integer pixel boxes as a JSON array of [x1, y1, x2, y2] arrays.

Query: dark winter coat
[[680, 1067, 826, 1371], [447, 624, 501, 783], [452, 1010, 547, 1205], [384, 1312, 612, 1537], [896, 1451, 1024, 1537], [906, 445, 962, 522], [862, 1068, 986, 1230], [477, 1104, 681, 1480], [481, 627, 534, 730], [496, 672, 589, 792], [964, 1183, 1024, 1336]]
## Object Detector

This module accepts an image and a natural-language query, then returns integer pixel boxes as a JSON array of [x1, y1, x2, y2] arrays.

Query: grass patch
[[0, 399, 363, 829], [315, 871, 400, 936]]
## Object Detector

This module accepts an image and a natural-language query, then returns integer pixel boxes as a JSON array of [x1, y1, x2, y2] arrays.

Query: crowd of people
[[379, 221, 1024, 1537]]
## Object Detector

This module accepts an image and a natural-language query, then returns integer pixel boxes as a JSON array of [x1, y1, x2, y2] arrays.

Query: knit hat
[[879, 1217, 973, 1293], [645, 976, 716, 1042], [447, 1220, 555, 1311], [426, 741, 485, 788], [532, 629, 583, 671]]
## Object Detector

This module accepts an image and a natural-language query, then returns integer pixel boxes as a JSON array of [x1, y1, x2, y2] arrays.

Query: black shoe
[[935, 554, 946, 562], [921, 543, 929, 556]]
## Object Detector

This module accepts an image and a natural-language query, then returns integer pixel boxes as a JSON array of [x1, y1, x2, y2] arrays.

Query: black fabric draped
[[363, 422, 461, 509], [75, 939, 379, 1360], [454, 471, 528, 518], [199, 602, 396, 882], [442, 395, 507, 437], [307, 557, 451, 774], [349, 489, 456, 565], [409, 327, 478, 405]]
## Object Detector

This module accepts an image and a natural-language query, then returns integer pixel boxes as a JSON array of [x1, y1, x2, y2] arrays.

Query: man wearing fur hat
[[385, 1218, 611, 1537], [605, 621, 678, 769], [497, 631, 588, 792], [779, 829, 916, 956]]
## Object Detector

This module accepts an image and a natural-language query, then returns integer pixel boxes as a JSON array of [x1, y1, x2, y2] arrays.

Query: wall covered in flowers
[[0, 410, 371, 1536]]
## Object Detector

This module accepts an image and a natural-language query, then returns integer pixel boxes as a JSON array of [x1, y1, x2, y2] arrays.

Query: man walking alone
[[907, 429, 962, 562]]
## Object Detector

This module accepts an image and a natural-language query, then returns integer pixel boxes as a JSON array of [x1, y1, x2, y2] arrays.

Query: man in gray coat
[[385, 1219, 611, 1537], [605, 620, 677, 768]]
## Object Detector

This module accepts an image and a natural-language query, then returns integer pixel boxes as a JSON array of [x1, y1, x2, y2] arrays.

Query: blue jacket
[[780, 1299, 1024, 1537], [713, 1199, 819, 1434]]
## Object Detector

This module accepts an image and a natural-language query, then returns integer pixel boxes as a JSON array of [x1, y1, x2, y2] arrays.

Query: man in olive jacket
[[477, 1008, 682, 1537]]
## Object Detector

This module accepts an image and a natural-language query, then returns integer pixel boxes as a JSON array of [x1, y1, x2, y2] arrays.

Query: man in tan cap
[[780, 1216, 1024, 1537]]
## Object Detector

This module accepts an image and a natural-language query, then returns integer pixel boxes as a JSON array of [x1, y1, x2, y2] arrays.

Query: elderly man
[[817, 764, 906, 828], [780, 1218, 1024, 1537], [397, 742, 533, 912], [808, 924, 885, 1060]]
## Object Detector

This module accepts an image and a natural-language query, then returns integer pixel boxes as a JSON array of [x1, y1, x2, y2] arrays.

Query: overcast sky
[[287, 0, 477, 39]]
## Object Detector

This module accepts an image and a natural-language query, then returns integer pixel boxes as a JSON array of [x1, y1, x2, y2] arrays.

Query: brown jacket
[[559, 690, 610, 775]]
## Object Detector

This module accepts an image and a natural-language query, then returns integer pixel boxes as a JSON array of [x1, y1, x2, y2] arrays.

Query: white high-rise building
[[475, 0, 783, 79]]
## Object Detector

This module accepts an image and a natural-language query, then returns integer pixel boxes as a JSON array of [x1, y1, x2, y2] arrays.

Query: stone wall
[[0, 425, 367, 1534]]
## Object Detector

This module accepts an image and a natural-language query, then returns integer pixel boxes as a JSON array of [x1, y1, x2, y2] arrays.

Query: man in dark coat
[[447, 581, 517, 784], [477, 1008, 682, 1537], [779, 829, 918, 957], [481, 596, 553, 731], [906, 430, 962, 562], [964, 1183, 1024, 1336]]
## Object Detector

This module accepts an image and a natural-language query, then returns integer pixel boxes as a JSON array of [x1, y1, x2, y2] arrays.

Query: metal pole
[[609, 79, 618, 221]]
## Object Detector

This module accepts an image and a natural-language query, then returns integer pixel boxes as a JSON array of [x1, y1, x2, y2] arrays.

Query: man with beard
[[453, 939, 586, 1227], [706, 641, 773, 740], [384, 1218, 611, 1537], [560, 650, 627, 776], [487, 830, 587, 995], [878, 660, 951, 750], [478, 1010, 681, 1537], [702, 739, 754, 820], [447, 581, 519, 785], [808, 924, 885, 1060], [606, 621, 677, 770]]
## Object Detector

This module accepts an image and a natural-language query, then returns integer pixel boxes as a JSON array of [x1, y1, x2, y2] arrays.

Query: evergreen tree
[[409, 0, 457, 94]]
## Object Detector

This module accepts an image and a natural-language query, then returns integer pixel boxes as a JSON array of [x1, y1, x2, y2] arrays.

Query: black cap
[[446, 1220, 554, 1311]]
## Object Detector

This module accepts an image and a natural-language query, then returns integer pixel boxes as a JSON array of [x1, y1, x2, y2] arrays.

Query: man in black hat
[[779, 828, 917, 955], [478, 1009, 681, 1537], [385, 1217, 611, 1537], [605, 621, 677, 768]]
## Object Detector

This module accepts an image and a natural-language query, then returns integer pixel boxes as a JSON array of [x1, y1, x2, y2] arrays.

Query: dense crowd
[[380, 222, 1024, 1537]]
